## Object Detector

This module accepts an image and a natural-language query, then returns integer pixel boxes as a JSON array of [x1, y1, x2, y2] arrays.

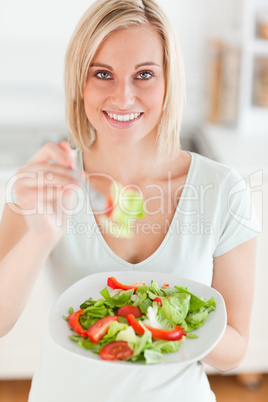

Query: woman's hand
[[13, 141, 83, 245], [0, 140, 84, 336]]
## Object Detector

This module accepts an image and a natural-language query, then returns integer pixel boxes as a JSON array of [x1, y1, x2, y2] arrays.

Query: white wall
[[0, 0, 242, 129]]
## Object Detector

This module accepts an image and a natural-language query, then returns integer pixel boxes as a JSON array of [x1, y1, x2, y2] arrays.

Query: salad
[[101, 182, 145, 238], [65, 277, 216, 364]]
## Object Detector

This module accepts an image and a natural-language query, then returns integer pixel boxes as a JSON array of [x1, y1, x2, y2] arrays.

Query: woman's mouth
[[103, 111, 143, 128]]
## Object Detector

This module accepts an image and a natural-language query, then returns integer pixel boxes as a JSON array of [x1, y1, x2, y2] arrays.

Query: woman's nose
[[111, 80, 135, 110]]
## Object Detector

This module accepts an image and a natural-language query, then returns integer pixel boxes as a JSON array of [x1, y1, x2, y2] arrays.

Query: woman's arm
[[0, 208, 57, 336], [202, 237, 257, 372], [0, 141, 81, 337]]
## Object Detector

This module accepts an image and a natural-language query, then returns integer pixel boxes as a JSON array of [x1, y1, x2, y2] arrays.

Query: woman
[[0, 0, 260, 401]]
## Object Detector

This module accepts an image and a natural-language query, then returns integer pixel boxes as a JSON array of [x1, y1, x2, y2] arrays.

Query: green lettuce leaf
[[132, 286, 152, 313], [159, 286, 179, 297], [185, 309, 210, 328], [149, 280, 162, 296], [102, 321, 128, 340], [143, 349, 164, 364], [79, 316, 98, 330], [158, 293, 191, 325], [175, 286, 213, 312], [116, 326, 137, 347], [83, 299, 108, 318], [100, 288, 134, 308], [131, 326, 152, 359], [142, 304, 173, 330], [80, 298, 95, 309], [69, 335, 101, 353], [111, 184, 145, 223], [153, 339, 181, 353]]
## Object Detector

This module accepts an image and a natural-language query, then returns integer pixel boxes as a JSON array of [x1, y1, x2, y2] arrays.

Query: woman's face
[[84, 25, 165, 147]]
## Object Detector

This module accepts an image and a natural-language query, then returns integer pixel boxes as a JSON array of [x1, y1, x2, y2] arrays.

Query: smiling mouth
[[103, 111, 143, 122]]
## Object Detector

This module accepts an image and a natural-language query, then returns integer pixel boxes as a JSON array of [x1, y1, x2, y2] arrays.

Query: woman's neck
[[83, 134, 165, 185]]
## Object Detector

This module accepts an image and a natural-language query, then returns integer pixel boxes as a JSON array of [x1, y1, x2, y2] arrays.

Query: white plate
[[49, 271, 227, 367]]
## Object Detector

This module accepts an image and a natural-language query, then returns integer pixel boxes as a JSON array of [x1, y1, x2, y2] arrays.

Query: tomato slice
[[67, 309, 88, 337], [87, 316, 118, 344], [153, 297, 162, 307], [100, 341, 133, 361], [127, 314, 186, 341], [162, 283, 170, 287], [107, 277, 145, 292], [105, 195, 114, 217], [116, 305, 142, 318]]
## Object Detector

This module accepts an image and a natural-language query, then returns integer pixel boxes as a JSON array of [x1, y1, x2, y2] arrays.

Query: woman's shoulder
[[189, 152, 242, 187]]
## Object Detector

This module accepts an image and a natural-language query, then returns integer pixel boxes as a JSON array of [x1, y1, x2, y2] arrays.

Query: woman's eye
[[95, 71, 112, 80], [136, 71, 153, 80]]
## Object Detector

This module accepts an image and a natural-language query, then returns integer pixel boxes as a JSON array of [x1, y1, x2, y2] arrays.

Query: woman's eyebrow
[[134, 62, 161, 69], [89, 63, 113, 70], [89, 62, 161, 70]]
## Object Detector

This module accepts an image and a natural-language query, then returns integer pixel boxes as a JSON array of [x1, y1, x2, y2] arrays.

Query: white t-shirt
[[5, 151, 261, 402]]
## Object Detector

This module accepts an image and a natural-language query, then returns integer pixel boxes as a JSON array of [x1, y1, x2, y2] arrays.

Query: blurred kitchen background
[[0, 0, 268, 401]]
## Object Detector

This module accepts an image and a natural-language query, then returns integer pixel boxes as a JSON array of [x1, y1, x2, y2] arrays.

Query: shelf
[[205, 0, 268, 133]]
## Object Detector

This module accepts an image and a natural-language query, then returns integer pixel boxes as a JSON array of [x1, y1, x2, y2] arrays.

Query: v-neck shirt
[[5, 151, 261, 402]]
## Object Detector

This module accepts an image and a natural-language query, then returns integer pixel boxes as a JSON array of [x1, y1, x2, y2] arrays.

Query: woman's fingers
[[13, 141, 84, 215], [13, 184, 78, 209], [27, 141, 75, 169], [16, 163, 83, 189], [14, 169, 82, 209], [9, 142, 82, 239]]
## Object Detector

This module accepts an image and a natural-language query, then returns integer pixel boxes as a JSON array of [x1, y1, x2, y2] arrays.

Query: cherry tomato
[[87, 316, 118, 343], [100, 341, 133, 361], [116, 305, 142, 318]]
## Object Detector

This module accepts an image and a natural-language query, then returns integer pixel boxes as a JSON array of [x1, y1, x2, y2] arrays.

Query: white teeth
[[106, 112, 141, 122]]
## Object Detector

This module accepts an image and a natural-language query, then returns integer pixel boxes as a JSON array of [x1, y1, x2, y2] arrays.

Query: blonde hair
[[64, 0, 185, 160]]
